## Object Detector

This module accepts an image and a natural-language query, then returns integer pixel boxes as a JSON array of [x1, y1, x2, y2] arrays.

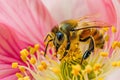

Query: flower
[[0, 0, 120, 80]]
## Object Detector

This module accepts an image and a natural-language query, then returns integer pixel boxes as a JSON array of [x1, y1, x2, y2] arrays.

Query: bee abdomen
[[91, 29, 105, 49]]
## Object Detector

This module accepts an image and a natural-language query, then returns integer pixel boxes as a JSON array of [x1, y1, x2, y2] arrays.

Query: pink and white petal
[[42, 0, 117, 24], [0, 0, 56, 49], [87, 0, 117, 24], [0, 23, 28, 59], [0, 73, 17, 80], [0, 24, 27, 79], [41, 0, 90, 22], [0, 68, 18, 80], [106, 69, 120, 80], [112, 0, 120, 40]]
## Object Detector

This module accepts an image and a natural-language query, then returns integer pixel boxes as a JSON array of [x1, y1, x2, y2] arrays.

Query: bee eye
[[56, 32, 64, 41]]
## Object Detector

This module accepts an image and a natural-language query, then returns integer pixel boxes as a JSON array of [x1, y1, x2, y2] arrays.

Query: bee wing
[[71, 20, 112, 31], [75, 15, 112, 29]]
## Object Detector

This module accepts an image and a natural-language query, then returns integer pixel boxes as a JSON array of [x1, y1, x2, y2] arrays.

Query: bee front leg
[[59, 41, 70, 61]]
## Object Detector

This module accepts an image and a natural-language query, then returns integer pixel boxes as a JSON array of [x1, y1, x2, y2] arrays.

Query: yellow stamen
[[104, 35, 109, 41], [112, 26, 116, 33], [29, 47, 35, 54], [117, 61, 120, 66], [38, 65, 44, 71], [19, 66, 25, 72], [41, 61, 47, 69], [100, 52, 108, 57], [85, 65, 92, 73], [23, 76, 30, 80], [12, 62, 18, 68], [112, 41, 118, 49], [20, 49, 29, 57], [16, 73, 23, 78], [18, 78, 24, 80], [93, 63, 101, 71], [71, 64, 81, 76], [34, 44, 40, 51], [30, 57, 36, 64], [117, 42, 120, 48], [102, 27, 109, 32], [98, 77, 104, 80], [112, 61, 117, 67], [20, 55, 27, 62], [52, 67, 60, 74]]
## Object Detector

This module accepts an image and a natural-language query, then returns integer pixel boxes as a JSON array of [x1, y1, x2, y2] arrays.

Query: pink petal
[[0, 24, 27, 59], [0, 24, 25, 79], [112, 0, 120, 40], [0, 0, 56, 49], [42, 0, 116, 24], [0, 73, 17, 80], [106, 69, 120, 80], [87, 0, 117, 24], [41, 0, 90, 22]]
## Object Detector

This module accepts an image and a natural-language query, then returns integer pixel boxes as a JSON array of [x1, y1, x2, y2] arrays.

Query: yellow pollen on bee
[[19, 66, 25, 72], [16, 73, 23, 78], [112, 61, 117, 67], [23, 76, 30, 80], [100, 30, 105, 35], [85, 65, 92, 73], [12, 62, 18, 68], [71, 64, 81, 76], [112, 26, 117, 33], [93, 63, 101, 71], [100, 52, 108, 57], [30, 57, 36, 64]]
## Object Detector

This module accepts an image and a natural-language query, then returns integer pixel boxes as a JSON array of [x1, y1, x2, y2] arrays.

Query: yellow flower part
[[11, 25, 120, 80], [71, 64, 81, 76], [12, 62, 18, 68]]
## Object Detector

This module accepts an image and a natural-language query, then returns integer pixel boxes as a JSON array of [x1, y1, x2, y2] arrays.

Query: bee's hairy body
[[44, 18, 109, 64]]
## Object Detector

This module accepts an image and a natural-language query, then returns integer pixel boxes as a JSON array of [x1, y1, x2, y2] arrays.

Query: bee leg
[[59, 41, 70, 61], [80, 36, 94, 64], [44, 39, 53, 57], [55, 44, 60, 58]]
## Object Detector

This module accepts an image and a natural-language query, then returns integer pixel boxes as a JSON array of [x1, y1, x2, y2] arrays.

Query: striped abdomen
[[79, 29, 105, 49]]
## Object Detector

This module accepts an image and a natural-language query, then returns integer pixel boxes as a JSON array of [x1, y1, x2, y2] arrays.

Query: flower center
[[11, 26, 120, 80]]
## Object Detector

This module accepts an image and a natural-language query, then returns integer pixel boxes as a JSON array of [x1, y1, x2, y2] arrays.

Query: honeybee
[[44, 16, 110, 64]]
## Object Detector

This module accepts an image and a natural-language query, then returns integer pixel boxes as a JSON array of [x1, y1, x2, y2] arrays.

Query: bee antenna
[[44, 39, 53, 57], [44, 34, 52, 42]]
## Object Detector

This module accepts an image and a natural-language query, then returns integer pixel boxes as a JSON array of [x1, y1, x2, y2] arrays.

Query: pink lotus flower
[[0, 0, 120, 80]]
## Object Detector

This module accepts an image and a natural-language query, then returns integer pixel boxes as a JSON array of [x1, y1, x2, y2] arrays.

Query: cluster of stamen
[[12, 44, 61, 80], [11, 26, 120, 80]]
